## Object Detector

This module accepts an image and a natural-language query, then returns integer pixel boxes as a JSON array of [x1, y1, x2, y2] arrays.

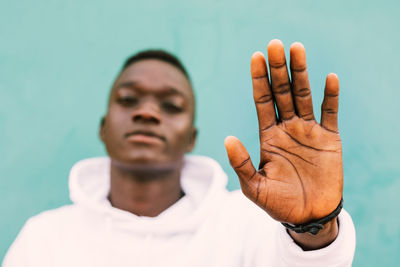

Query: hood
[[68, 155, 229, 234]]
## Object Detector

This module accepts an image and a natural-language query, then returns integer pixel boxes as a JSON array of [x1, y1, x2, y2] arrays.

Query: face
[[100, 59, 197, 168]]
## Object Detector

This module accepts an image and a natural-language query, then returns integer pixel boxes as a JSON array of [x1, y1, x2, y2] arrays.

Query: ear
[[99, 116, 106, 143], [186, 127, 198, 153]]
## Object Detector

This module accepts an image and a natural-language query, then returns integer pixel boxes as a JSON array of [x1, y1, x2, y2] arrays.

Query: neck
[[109, 159, 184, 217]]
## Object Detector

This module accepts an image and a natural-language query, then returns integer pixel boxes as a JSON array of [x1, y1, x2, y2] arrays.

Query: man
[[3, 39, 356, 266]]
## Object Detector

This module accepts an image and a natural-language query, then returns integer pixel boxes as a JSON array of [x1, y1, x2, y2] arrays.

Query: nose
[[132, 101, 161, 124]]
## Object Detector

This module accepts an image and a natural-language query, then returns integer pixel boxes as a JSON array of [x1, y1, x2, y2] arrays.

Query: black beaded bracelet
[[281, 198, 343, 235]]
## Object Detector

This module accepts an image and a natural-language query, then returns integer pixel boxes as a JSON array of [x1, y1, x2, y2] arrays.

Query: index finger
[[251, 52, 277, 132]]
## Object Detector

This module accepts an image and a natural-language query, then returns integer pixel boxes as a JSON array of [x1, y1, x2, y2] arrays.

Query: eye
[[162, 102, 183, 113], [116, 96, 138, 107]]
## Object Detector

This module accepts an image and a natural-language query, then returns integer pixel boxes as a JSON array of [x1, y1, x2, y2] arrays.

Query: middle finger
[[267, 39, 295, 121]]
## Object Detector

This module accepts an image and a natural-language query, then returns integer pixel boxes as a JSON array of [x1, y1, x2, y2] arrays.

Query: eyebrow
[[113, 81, 187, 98]]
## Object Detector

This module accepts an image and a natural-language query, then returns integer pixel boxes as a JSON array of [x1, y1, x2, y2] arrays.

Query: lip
[[125, 131, 166, 145]]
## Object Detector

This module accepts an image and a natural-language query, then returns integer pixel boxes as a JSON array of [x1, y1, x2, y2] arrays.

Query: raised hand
[[225, 40, 343, 226]]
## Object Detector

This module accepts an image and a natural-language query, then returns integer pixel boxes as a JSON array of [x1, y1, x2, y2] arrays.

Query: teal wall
[[1, 0, 399, 265]]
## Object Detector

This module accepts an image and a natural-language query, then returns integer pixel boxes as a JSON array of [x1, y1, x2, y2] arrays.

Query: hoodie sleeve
[[2, 210, 61, 267], [2, 219, 33, 267], [274, 209, 356, 266], [243, 208, 356, 267]]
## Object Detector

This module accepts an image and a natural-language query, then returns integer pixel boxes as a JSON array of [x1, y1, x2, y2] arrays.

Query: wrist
[[282, 197, 343, 235], [288, 217, 339, 251]]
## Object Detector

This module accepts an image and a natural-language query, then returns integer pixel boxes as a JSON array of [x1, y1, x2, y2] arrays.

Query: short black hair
[[122, 49, 191, 82]]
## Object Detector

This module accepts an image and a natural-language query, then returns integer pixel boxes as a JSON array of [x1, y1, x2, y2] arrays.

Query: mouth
[[125, 130, 166, 145]]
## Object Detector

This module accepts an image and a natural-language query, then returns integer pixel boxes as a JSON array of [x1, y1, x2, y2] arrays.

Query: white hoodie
[[3, 156, 356, 267]]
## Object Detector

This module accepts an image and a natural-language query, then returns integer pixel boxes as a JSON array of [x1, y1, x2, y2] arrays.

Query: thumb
[[224, 136, 257, 183]]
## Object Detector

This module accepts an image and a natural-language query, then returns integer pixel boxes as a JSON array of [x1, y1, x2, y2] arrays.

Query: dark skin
[[101, 40, 342, 250], [225, 39, 341, 250], [100, 59, 197, 217]]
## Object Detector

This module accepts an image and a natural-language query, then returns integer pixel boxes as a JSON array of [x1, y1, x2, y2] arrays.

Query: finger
[[224, 136, 258, 183], [251, 52, 277, 131], [267, 39, 295, 120], [321, 73, 339, 132], [290, 42, 315, 120]]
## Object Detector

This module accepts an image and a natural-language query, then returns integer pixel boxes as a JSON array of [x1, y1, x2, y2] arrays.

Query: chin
[[112, 152, 183, 171]]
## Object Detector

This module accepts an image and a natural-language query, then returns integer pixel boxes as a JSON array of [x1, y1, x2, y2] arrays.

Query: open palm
[[225, 40, 343, 224]]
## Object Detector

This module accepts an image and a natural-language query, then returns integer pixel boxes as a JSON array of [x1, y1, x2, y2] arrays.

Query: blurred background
[[1, 0, 399, 265]]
